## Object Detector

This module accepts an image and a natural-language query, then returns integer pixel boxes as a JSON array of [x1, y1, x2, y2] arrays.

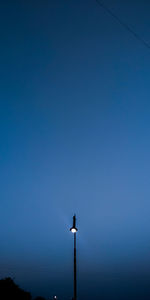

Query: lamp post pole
[[70, 215, 78, 300], [74, 228, 77, 300]]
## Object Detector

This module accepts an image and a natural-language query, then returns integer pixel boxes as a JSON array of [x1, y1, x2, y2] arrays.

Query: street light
[[70, 215, 78, 300]]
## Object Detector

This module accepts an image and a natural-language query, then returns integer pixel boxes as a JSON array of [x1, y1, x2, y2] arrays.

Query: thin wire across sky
[[96, 0, 150, 50]]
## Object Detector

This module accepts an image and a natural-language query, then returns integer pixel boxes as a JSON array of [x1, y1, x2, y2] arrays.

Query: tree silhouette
[[0, 277, 31, 300]]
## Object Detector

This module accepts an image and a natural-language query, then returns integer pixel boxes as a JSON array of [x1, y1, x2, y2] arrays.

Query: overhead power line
[[96, 0, 150, 50]]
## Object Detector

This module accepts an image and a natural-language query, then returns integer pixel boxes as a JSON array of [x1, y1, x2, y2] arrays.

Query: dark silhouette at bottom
[[0, 277, 47, 300], [0, 277, 31, 300]]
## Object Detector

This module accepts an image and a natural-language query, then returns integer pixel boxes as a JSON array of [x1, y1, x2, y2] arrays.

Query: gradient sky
[[1, 0, 150, 299]]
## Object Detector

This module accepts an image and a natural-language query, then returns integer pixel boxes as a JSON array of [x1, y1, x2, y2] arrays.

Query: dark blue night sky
[[1, 0, 150, 299]]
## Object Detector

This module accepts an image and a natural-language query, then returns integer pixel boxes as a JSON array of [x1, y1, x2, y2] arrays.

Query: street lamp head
[[70, 227, 78, 233], [70, 214, 78, 233]]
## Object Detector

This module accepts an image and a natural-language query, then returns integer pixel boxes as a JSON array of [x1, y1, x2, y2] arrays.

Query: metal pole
[[74, 232, 77, 300], [70, 215, 78, 300]]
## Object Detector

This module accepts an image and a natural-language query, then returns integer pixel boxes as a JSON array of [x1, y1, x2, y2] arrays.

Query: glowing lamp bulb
[[70, 228, 77, 233]]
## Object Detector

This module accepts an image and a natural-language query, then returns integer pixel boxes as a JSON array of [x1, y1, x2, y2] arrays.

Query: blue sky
[[0, 0, 150, 299]]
